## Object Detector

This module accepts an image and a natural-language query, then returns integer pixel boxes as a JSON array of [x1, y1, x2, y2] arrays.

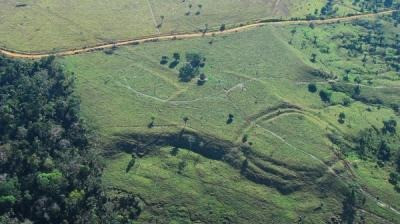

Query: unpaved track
[[0, 10, 396, 59]]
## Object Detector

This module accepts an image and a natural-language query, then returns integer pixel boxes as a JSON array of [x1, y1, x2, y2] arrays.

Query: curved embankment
[[0, 10, 396, 59], [110, 127, 340, 195]]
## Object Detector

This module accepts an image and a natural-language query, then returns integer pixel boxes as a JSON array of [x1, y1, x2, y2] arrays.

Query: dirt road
[[0, 10, 396, 59]]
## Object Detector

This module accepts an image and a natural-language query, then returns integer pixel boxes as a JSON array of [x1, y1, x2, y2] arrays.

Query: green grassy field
[[103, 149, 343, 223], [0, 0, 325, 53], [59, 18, 400, 222]]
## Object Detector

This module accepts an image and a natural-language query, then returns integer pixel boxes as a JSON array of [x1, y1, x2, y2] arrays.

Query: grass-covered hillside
[[1, 0, 400, 223], [0, 0, 319, 53], [60, 14, 400, 222], [1, 0, 396, 53]]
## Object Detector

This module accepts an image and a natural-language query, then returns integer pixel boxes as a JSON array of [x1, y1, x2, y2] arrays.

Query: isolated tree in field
[[203, 24, 209, 34], [227, 114, 234, 124], [220, 24, 226, 32], [197, 73, 207, 85], [173, 53, 180, 61], [157, 16, 165, 28], [338, 112, 346, 124], [310, 53, 317, 63], [148, 116, 155, 128], [242, 134, 248, 143], [126, 156, 136, 173], [183, 117, 189, 126], [308, 83, 317, 93], [353, 85, 361, 96], [319, 89, 331, 103], [160, 56, 168, 65]]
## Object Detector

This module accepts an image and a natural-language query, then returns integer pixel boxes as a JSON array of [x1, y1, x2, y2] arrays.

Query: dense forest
[[0, 56, 141, 223]]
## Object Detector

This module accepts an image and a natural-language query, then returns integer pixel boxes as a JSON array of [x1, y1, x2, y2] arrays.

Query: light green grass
[[103, 149, 342, 223], [62, 25, 325, 141], [60, 20, 400, 223], [0, 0, 325, 52]]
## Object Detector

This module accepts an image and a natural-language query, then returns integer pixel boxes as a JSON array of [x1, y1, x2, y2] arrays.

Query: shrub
[[319, 89, 332, 103], [308, 83, 317, 93]]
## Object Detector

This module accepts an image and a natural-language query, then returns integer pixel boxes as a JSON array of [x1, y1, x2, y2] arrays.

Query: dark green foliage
[[384, 0, 393, 8], [170, 147, 179, 156], [148, 116, 155, 128], [389, 172, 400, 185], [173, 53, 180, 61], [338, 112, 346, 124], [320, 0, 337, 16], [169, 53, 181, 68], [197, 73, 207, 85], [341, 189, 356, 224], [0, 56, 140, 223], [220, 24, 226, 31], [178, 53, 206, 82], [382, 119, 397, 134], [354, 120, 399, 167], [177, 160, 187, 174], [226, 114, 234, 124], [397, 154, 400, 171], [308, 83, 317, 93], [377, 140, 391, 162], [126, 157, 136, 173], [160, 56, 169, 65], [242, 134, 248, 143], [310, 53, 317, 63], [179, 63, 197, 82], [319, 89, 331, 103]]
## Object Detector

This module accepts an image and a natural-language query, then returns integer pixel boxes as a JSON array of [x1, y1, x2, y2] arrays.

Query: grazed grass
[[60, 19, 400, 222], [103, 149, 342, 223], [0, 0, 324, 52]]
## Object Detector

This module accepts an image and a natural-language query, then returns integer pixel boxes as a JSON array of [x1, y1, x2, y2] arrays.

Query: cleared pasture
[[0, 0, 324, 52], [61, 22, 400, 222]]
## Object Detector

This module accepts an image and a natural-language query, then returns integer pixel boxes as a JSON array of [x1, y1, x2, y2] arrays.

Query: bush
[[220, 24, 226, 31], [308, 83, 317, 93], [160, 56, 169, 65], [319, 89, 332, 103]]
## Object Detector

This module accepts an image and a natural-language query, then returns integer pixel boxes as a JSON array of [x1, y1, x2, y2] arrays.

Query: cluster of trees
[[354, 119, 400, 191], [161, 52, 208, 84], [320, 0, 337, 16], [160, 52, 181, 69], [355, 119, 397, 161], [178, 53, 207, 83], [0, 56, 141, 223], [341, 19, 400, 73], [352, 0, 398, 13], [184, 1, 203, 16]]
